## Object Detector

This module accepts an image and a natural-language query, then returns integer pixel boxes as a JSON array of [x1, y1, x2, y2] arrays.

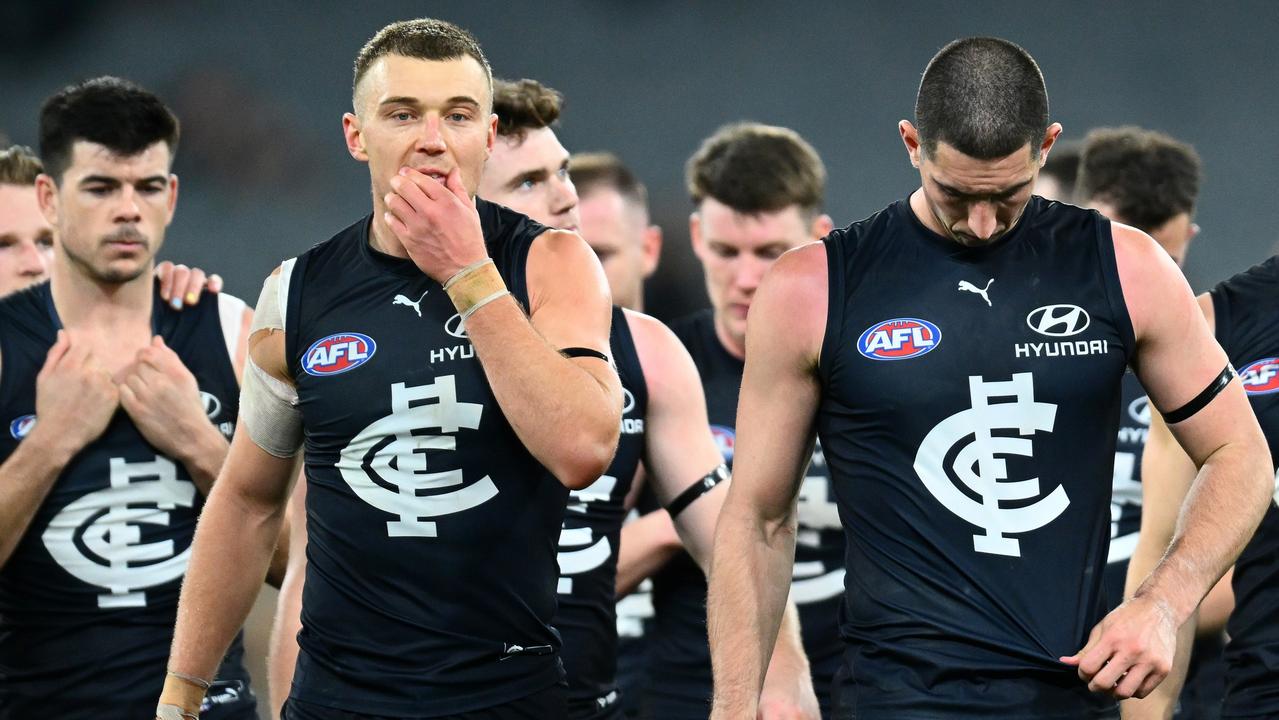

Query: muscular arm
[[616, 509, 682, 597], [463, 231, 621, 489], [1070, 226, 1272, 700], [161, 314, 301, 712], [0, 426, 78, 568], [708, 243, 827, 718]]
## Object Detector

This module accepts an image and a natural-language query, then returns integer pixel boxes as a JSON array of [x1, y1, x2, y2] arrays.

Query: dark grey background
[[2, 0, 1275, 317]]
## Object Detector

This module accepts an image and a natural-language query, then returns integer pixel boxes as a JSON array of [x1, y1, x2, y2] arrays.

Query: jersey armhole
[[817, 234, 845, 389], [217, 293, 249, 368], [1095, 218, 1138, 364], [280, 256, 303, 379]]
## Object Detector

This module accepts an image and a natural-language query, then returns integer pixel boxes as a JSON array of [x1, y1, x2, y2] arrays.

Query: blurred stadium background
[[3, 1, 1276, 715]]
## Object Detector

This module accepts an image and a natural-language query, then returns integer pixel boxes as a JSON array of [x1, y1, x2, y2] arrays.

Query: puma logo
[[957, 278, 994, 307], [392, 290, 429, 317]]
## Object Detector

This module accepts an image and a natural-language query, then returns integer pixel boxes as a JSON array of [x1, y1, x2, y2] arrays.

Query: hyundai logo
[[1026, 304, 1090, 337], [445, 313, 468, 339]]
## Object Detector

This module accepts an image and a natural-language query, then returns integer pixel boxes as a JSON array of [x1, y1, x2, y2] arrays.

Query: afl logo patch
[[9, 414, 35, 440], [857, 318, 941, 361], [1240, 357, 1279, 395], [303, 333, 376, 377], [1027, 304, 1090, 337], [710, 425, 736, 463]]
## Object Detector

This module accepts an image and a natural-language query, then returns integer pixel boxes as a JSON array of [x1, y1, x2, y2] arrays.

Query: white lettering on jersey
[[1108, 451, 1142, 563], [558, 475, 618, 594], [792, 443, 845, 603], [914, 373, 1066, 557], [42, 457, 196, 608], [337, 376, 496, 537]]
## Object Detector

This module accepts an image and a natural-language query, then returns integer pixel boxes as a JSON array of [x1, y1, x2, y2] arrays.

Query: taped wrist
[[444, 259, 509, 319], [240, 356, 303, 458], [156, 671, 207, 719]]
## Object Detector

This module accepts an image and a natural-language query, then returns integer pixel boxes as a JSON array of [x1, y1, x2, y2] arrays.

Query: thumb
[[153, 335, 167, 348]]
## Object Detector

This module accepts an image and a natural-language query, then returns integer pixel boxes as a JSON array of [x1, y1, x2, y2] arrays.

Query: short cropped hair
[[1077, 127, 1201, 231], [0, 145, 43, 186], [1039, 142, 1080, 200], [686, 122, 825, 216], [570, 152, 648, 211], [39, 77, 179, 182], [493, 78, 562, 143], [916, 37, 1050, 160], [354, 18, 493, 106]]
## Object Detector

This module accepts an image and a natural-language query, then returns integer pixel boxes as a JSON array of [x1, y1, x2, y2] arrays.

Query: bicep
[[525, 231, 614, 355]]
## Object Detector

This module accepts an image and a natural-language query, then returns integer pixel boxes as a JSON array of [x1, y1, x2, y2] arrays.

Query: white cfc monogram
[[43, 457, 196, 608], [914, 372, 1067, 557], [557, 475, 618, 594], [338, 375, 498, 538]]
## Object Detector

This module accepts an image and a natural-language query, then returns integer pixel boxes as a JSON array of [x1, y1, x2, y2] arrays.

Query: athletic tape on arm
[[241, 268, 303, 458]]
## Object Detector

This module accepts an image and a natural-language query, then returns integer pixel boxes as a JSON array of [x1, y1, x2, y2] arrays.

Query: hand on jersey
[[31, 330, 119, 456], [117, 336, 215, 462], [1060, 594, 1178, 700], [384, 166, 488, 283], [155, 261, 221, 311]]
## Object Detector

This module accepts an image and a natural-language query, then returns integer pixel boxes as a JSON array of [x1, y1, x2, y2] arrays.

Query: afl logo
[[303, 333, 376, 377], [857, 318, 941, 361], [1027, 304, 1090, 337], [9, 414, 35, 440], [445, 313, 469, 339], [1240, 358, 1279, 395], [710, 425, 736, 463]]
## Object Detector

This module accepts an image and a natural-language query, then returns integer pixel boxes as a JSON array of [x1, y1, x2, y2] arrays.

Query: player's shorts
[[200, 679, 259, 719], [568, 689, 624, 720], [280, 683, 567, 719]]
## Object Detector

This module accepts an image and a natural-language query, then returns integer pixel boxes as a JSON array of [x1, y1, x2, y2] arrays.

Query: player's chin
[[96, 257, 153, 284]]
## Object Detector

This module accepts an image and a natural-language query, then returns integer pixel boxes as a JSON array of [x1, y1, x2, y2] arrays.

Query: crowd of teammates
[[2, 15, 1279, 720]]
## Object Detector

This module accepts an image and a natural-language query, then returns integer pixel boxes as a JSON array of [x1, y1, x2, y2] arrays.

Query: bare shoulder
[[623, 309, 698, 388], [749, 241, 828, 362], [1196, 292, 1215, 335], [528, 229, 597, 267], [1111, 221, 1193, 341]]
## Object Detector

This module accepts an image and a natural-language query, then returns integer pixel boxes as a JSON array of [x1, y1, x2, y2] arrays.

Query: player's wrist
[[444, 259, 510, 320], [20, 422, 83, 468], [156, 671, 208, 717]]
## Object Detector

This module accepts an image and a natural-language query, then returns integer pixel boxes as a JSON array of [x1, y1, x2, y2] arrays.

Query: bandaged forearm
[[444, 259, 509, 320]]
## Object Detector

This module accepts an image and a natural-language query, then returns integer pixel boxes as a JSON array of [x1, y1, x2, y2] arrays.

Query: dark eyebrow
[[379, 96, 423, 109], [79, 174, 167, 188], [934, 177, 1033, 201], [506, 168, 549, 190]]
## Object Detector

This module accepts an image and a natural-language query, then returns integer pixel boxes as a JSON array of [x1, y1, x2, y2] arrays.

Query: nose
[[735, 254, 768, 293], [417, 116, 447, 155], [17, 241, 48, 278], [551, 175, 578, 219], [967, 201, 998, 240], [113, 185, 143, 224]]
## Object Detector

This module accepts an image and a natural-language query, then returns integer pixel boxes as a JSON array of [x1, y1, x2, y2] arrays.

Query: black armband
[[560, 347, 611, 363], [667, 464, 730, 518], [1161, 363, 1236, 424]]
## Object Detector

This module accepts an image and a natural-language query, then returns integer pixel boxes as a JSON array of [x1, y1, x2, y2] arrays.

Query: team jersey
[[1211, 256, 1279, 718], [1105, 371, 1148, 608], [645, 310, 844, 718], [0, 281, 254, 719], [818, 196, 1130, 719], [283, 201, 571, 717], [557, 306, 648, 719]]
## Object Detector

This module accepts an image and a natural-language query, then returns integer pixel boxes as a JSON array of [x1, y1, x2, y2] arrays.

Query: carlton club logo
[[336, 375, 498, 537], [42, 456, 197, 608], [857, 318, 942, 361], [557, 475, 618, 595], [303, 332, 377, 377], [1240, 358, 1279, 396], [913, 372, 1066, 557], [1026, 304, 1091, 338]]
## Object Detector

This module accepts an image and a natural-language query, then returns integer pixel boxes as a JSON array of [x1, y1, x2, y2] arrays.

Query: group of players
[[1, 16, 1277, 720]]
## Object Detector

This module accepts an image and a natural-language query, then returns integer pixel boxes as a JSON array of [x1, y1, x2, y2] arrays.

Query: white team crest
[[337, 375, 497, 537], [557, 475, 618, 594], [913, 373, 1067, 557], [42, 457, 196, 608]]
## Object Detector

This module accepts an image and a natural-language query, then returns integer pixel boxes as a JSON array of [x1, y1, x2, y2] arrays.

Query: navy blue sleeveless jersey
[[1104, 372, 1148, 610], [557, 306, 648, 719], [818, 197, 1131, 719], [646, 310, 844, 718], [0, 281, 253, 719], [1211, 256, 1279, 718], [284, 200, 572, 716]]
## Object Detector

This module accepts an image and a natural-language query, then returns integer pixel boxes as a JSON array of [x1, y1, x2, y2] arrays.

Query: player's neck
[[713, 313, 746, 361], [368, 200, 411, 259], [49, 258, 154, 332]]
